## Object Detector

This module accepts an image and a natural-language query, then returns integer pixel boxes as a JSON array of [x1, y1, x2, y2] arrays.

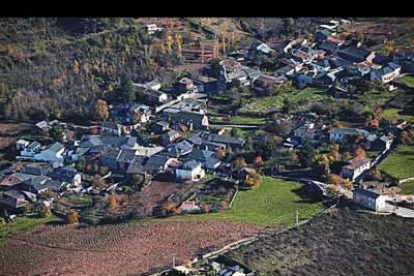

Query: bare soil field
[[0, 221, 262, 276], [0, 136, 16, 149], [226, 208, 414, 276]]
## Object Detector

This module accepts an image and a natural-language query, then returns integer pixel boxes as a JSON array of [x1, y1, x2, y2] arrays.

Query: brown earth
[[0, 221, 263, 276]]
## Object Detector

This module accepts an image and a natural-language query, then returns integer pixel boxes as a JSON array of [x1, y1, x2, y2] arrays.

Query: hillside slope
[[226, 208, 414, 276]]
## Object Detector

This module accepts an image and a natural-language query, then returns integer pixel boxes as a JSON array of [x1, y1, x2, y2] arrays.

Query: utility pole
[[296, 210, 299, 228]]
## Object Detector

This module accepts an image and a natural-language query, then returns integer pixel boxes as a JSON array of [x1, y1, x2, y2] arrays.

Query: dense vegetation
[[0, 18, 178, 123]]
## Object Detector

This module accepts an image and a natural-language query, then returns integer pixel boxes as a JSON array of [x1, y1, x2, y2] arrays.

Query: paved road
[[382, 203, 414, 218]]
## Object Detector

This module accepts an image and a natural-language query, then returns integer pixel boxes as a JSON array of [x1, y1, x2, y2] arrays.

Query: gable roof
[[46, 142, 64, 153], [354, 188, 382, 199], [344, 156, 371, 170], [337, 46, 373, 62]]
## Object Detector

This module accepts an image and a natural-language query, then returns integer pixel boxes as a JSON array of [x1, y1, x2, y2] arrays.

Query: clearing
[[399, 181, 414, 195], [161, 177, 323, 227], [239, 87, 329, 114], [379, 145, 414, 180]]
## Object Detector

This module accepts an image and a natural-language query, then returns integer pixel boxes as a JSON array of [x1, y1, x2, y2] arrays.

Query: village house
[[0, 190, 32, 214], [341, 156, 371, 181], [188, 131, 245, 151], [161, 129, 181, 146], [101, 122, 123, 136], [370, 62, 401, 84], [22, 163, 53, 176], [0, 173, 37, 190], [143, 89, 169, 104], [173, 77, 198, 96], [34, 142, 65, 165], [292, 122, 324, 145], [168, 98, 207, 114], [145, 154, 174, 175], [329, 128, 371, 143], [162, 109, 209, 130], [337, 46, 376, 63], [20, 141, 42, 158], [16, 139, 29, 150], [253, 74, 287, 95], [193, 76, 218, 95], [48, 165, 82, 187], [34, 120, 51, 136], [175, 160, 205, 182], [160, 140, 194, 158], [152, 121, 170, 134], [353, 188, 386, 212], [180, 200, 201, 213], [127, 103, 152, 123], [180, 148, 221, 171], [144, 24, 163, 35], [133, 79, 162, 91]]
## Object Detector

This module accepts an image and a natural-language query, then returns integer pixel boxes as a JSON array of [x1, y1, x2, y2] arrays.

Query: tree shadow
[[291, 186, 323, 204]]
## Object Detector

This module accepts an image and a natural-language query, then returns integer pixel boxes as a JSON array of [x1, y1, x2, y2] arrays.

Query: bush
[[66, 210, 79, 224]]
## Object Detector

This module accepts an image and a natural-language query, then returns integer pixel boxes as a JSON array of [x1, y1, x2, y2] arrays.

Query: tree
[[328, 174, 344, 185], [131, 111, 142, 124], [253, 156, 264, 167], [354, 147, 366, 158], [120, 73, 135, 103], [216, 148, 227, 159], [162, 200, 176, 214], [108, 196, 118, 210], [49, 125, 64, 142], [66, 210, 79, 224], [201, 204, 212, 214], [245, 173, 263, 189], [369, 168, 382, 181], [314, 153, 335, 180], [93, 99, 109, 121], [283, 18, 295, 36], [99, 166, 109, 176], [326, 185, 340, 198], [233, 157, 247, 170], [76, 159, 86, 172], [298, 140, 315, 167], [40, 205, 52, 218]]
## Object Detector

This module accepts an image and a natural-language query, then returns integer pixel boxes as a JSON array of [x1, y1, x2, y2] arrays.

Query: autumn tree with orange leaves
[[93, 99, 109, 121]]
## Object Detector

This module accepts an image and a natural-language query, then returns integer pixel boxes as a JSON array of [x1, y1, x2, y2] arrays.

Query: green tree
[[283, 18, 295, 36], [49, 125, 64, 142], [298, 139, 315, 167], [119, 73, 135, 103]]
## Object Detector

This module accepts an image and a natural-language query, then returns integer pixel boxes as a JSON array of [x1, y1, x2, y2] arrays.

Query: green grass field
[[0, 215, 58, 242], [400, 75, 414, 87], [239, 87, 329, 114], [379, 145, 414, 180], [158, 177, 323, 226], [382, 108, 414, 123], [399, 181, 414, 195]]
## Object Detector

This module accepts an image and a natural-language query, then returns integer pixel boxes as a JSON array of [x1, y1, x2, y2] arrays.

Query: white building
[[34, 142, 65, 165], [16, 139, 29, 150], [176, 160, 205, 182], [341, 157, 371, 181], [353, 188, 386, 212]]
